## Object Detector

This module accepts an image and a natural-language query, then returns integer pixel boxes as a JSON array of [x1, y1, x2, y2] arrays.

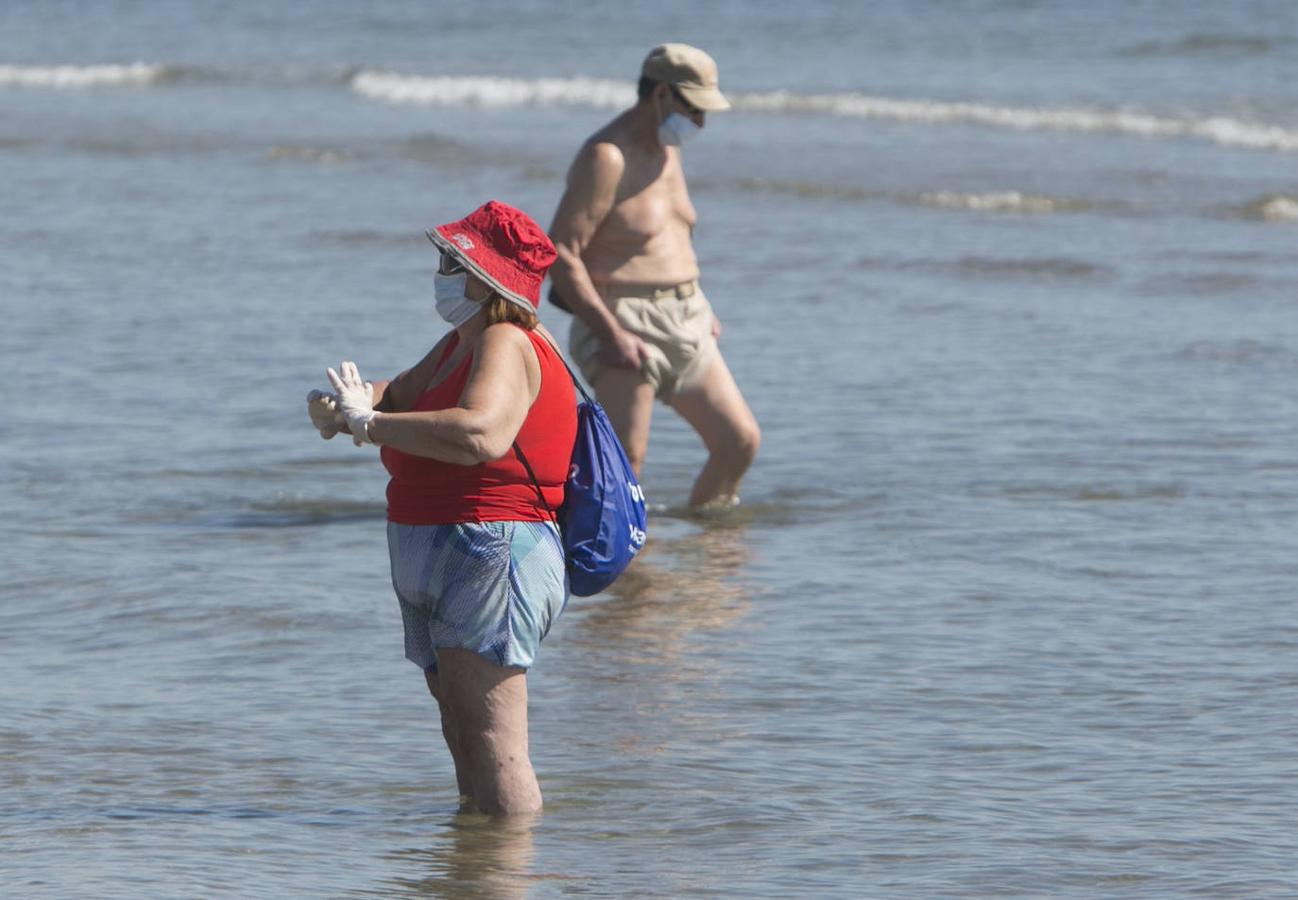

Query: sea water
[[3, 1, 1298, 896]]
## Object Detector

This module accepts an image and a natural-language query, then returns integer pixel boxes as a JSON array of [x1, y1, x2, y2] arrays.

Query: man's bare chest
[[608, 167, 696, 240]]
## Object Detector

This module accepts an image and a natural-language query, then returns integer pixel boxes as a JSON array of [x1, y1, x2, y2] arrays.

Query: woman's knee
[[424, 668, 443, 702], [435, 651, 540, 814]]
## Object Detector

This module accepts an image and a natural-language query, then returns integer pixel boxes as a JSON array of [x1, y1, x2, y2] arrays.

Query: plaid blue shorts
[[387, 520, 568, 673]]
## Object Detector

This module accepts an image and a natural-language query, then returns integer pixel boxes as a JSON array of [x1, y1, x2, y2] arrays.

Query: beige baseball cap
[[641, 43, 731, 112]]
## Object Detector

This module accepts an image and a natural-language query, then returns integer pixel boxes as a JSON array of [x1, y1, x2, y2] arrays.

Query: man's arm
[[548, 142, 649, 369]]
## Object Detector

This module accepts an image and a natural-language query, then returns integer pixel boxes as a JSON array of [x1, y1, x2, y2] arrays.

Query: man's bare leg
[[436, 649, 541, 816], [593, 368, 656, 476], [670, 354, 760, 509]]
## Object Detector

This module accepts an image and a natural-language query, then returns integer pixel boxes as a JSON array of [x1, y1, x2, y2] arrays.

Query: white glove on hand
[[306, 389, 342, 440], [326, 361, 379, 446]]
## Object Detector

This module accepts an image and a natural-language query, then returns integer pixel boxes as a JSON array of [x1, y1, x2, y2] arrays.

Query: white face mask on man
[[434, 271, 483, 327], [658, 112, 700, 147]]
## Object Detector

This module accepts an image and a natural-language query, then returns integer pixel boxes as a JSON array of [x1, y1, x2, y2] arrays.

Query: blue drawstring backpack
[[514, 343, 647, 597]]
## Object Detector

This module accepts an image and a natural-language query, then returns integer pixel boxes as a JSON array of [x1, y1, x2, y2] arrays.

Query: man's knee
[[719, 420, 760, 469], [738, 421, 761, 462], [622, 442, 648, 473]]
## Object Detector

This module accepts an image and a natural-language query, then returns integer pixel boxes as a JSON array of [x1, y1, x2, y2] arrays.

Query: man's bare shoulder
[[571, 133, 627, 182]]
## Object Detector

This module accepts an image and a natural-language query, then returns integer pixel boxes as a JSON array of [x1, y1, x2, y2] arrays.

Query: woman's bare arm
[[375, 333, 456, 413], [367, 325, 539, 464]]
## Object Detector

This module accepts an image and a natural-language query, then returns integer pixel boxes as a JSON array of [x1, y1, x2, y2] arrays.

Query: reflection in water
[[570, 517, 758, 664], [382, 811, 547, 899], [557, 517, 762, 773]]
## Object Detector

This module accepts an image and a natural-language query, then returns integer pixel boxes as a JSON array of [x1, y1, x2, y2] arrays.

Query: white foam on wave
[[1256, 195, 1298, 222], [734, 91, 1298, 153], [1227, 194, 1298, 223], [0, 62, 167, 89], [350, 71, 1298, 154], [916, 191, 1071, 214], [351, 70, 634, 109]]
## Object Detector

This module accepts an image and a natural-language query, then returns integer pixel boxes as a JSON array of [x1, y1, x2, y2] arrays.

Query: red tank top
[[380, 327, 577, 525]]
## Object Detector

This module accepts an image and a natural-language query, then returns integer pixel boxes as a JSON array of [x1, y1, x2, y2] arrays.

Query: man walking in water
[[548, 43, 760, 511]]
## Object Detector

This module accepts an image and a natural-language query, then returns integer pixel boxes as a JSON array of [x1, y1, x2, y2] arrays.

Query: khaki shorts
[[568, 280, 719, 403]]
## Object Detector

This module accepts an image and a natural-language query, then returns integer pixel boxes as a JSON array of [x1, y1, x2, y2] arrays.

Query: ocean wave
[[350, 70, 634, 108], [13, 62, 1298, 156], [913, 190, 1086, 214], [1235, 194, 1298, 223], [0, 62, 169, 89], [309, 228, 421, 247], [1161, 272, 1261, 295], [1174, 338, 1297, 365], [0, 62, 361, 90], [1002, 483, 1185, 502], [217, 498, 386, 529], [948, 256, 1111, 280], [734, 179, 1093, 215], [266, 145, 347, 165], [733, 178, 874, 203], [852, 254, 1113, 280], [349, 71, 1298, 154], [1118, 33, 1293, 58], [733, 90, 1298, 153]]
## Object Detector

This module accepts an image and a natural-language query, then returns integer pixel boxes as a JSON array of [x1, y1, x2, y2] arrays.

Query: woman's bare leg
[[436, 649, 541, 816], [424, 669, 474, 802]]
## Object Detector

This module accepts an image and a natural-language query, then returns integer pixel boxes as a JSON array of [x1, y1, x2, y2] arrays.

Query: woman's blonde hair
[[482, 292, 538, 330]]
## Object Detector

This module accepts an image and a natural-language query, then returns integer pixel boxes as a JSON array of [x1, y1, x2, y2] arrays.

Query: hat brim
[[675, 84, 731, 112], [425, 229, 537, 313]]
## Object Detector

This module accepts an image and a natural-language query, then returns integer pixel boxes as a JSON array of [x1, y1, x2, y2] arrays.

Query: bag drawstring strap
[[533, 328, 593, 405], [512, 328, 582, 529], [512, 439, 560, 528]]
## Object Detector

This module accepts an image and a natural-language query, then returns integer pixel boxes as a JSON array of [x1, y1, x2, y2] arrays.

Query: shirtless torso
[[547, 78, 760, 509], [550, 102, 703, 312], [578, 113, 699, 287]]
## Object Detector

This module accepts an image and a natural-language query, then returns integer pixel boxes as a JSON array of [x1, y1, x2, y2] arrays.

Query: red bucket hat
[[425, 200, 556, 311]]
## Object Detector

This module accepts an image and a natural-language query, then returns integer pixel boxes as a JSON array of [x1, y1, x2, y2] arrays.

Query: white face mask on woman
[[433, 272, 483, 327], [658, 112, 700, 147]]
